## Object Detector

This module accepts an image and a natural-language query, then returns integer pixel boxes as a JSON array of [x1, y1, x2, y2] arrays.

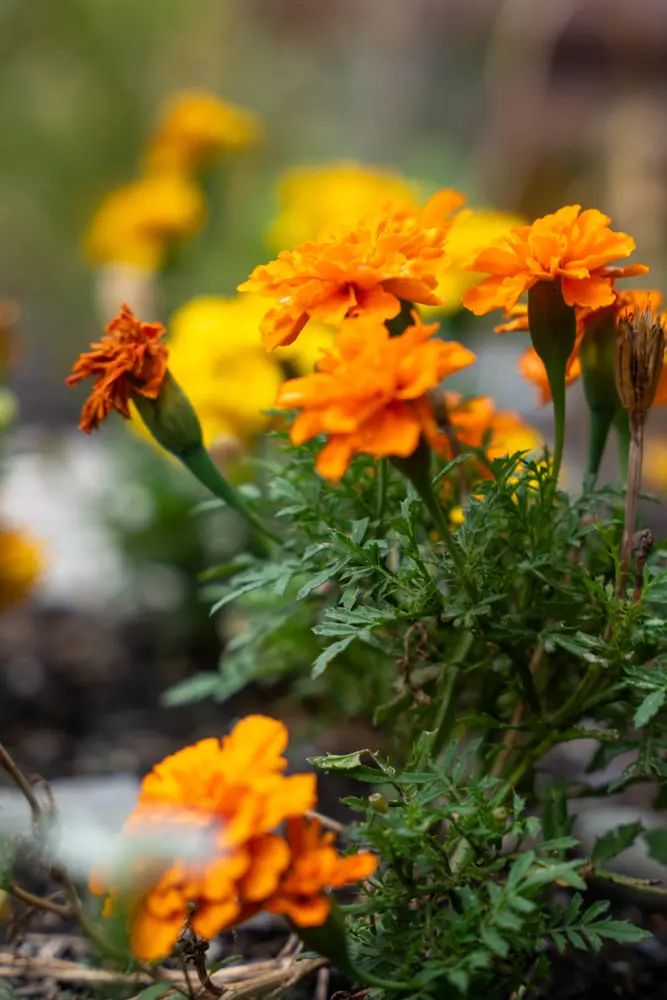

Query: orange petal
[[328, 852, 377, 888], [316, 436, 355, 480], [268, 893, 331, 927], [131, 904, 186, 960], [191, 898, 241, 939], [240, 835, 291, 902], [561, 275, 616, 309]]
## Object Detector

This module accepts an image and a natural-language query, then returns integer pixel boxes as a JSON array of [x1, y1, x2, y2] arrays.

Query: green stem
[[586, 408, 614, 486], [614, 409, 630, 484], [426, 666, 460, 761], [375, 458, 388, 522], [181, 444, 281, 552], [548, 356, 567, 484]]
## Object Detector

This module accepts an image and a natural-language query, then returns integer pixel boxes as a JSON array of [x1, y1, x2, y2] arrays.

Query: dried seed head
[[614, 308, 665, 420]]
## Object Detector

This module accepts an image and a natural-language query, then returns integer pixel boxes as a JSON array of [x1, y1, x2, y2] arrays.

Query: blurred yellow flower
[[145, 91, 262, 173], [431, 209, 526, 314], [134, 294, 333, 451], [84, 173, 206, 270], [266, 161, 419, 250], [642, 438, 667, 491], [0, 526, 43, 610]]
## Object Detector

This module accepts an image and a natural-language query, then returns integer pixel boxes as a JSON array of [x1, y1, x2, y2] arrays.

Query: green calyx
[[579, 308, 623, 484], [527, 280, 577, 482]]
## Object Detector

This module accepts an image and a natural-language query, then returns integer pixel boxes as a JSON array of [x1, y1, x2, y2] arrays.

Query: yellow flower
[[140, 294, 334, 449], [432, 209, 526, 313], [145, 91, 262, 173], [266, 161, 418, 250], [0, 526, 43, 610], [643, 437, 667, 491], [84, 173, 205, 270]]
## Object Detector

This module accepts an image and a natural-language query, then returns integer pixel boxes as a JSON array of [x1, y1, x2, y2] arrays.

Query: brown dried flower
[[614, 308, 665, 420]]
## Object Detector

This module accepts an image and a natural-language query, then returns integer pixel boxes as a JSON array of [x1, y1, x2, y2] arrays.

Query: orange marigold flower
[[92, 715, 317, 961], [463, 205, 648, 316], [275, 313, 476, 481], [494, 304, 529, 334], [266, 817, 377, 927], [446, 393, 541, 462], [239, 189, 466, 350], [66, 304, 168, 433]]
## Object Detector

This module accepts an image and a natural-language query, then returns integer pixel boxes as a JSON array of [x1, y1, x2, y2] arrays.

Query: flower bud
[[369, 792, 389, 814], [614, 308, 665, 420], [132, 370, 203, 458]]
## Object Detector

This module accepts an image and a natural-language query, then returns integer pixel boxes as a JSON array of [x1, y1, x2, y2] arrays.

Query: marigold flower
[[92, 715, 317, 961], [266, 817, 377, 927], [275, 314, 476, 480], [84, 173, 205, 270], [239, 189, 466, 350], [266, 161, 418, 249], [432, 209, 525, 314], [463, 205, 648, 316], [145, 91, 262, 173], [446, 394, 541, 462], [0, 525, 43, 610], [66, 304, 168, 433]]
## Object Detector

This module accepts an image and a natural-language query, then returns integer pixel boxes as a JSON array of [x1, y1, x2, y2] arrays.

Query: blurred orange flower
[[463, 206, 648, 316], [0, 526, 43, 611], [66, 304, 168, 433], [446, 394, 540, 461], [239, 189, 466, 350], [275, 313, 476, 480], [267, 817, 377, 927], [92, 716, 317, 961]]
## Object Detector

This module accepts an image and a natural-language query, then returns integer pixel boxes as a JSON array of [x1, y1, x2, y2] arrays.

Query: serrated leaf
[[308, 751, 392, 785], [311, 635, 356, 677], [634, 690, 666, 728], [566, 928, 586, 950], [591, 919, 650, 944], [591, 822, 643, 866]]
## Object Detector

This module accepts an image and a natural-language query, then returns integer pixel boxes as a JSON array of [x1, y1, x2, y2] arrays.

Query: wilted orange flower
[[239, 189, 466, 350], [463, 205, 648, 316], [66, 305, 168, 433], [275, 313, 476, 480], [92, 716, 317, 960], [266, 817, 377, 927]]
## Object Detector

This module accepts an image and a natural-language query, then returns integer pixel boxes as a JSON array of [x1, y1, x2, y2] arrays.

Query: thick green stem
[[586, 408, 614, 486], [528, 281, 577, 485], [181, 444, 281, 552]]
